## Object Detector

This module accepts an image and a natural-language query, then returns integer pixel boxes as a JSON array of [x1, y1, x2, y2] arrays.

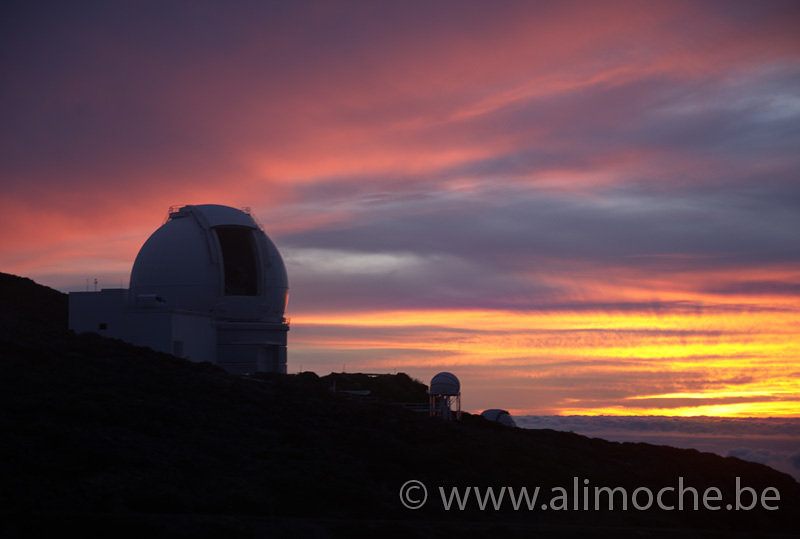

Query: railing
[[329, 388, 431, 412], [164, 204, 188, 224], [241, 206, 266, 231], [390, 402, 433, 412]]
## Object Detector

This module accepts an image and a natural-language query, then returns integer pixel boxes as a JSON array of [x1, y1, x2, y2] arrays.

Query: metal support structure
[[429, 393, 461, 420]]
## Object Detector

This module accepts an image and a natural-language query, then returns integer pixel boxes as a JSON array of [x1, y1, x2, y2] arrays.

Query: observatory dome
[[430, 372, 460, 396], [481, 409, 516, 427], [129, 204, 288, 322]]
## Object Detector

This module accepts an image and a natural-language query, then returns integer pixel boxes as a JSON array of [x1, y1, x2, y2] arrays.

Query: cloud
[[515, 416, 800, 437], [705, 281, 800, 297], [276, 178, 800, 316], [727, 447, 773, 465], [515, 416, 800, 479]]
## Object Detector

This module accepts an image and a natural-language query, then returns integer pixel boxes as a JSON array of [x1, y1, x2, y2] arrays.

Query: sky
[[2, 0, 799, 417]]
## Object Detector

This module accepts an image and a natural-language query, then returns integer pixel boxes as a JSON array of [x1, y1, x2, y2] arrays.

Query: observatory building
[[69, 204, 290, 374], [480, 409, 516, 427], [429, 372, 461, 420]]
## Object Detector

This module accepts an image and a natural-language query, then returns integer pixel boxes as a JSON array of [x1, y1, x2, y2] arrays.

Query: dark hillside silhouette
[[0, 272, 797, 538]]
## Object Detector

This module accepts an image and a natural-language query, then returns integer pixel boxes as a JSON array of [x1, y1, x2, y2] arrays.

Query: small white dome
[[129, 204, 288, 322], [481, 409, 516, 427], [430, 372, 460, 395]]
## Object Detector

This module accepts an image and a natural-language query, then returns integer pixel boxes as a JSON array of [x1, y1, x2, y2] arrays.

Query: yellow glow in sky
[[293, 308, 800, 417]]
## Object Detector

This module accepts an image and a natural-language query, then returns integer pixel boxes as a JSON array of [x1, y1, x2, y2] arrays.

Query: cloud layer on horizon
[[515, 415, 800, 480]]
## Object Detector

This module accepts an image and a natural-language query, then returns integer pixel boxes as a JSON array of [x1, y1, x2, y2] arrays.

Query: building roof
[[129, 204, 288, 321]]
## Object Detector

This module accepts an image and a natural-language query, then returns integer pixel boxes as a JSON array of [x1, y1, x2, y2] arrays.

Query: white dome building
[[430, 371, 460, 396], [480, 409, 516, 427], [429, 371, 461, 420], [69, 204, 290, 374]]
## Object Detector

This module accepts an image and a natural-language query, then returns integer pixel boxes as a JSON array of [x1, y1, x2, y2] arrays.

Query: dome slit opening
[[215, 226, 259, 296]]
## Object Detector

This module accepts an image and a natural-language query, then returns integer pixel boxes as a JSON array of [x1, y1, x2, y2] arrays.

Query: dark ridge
[[0, 272, 67, 328], [0, 273, 798, 537]]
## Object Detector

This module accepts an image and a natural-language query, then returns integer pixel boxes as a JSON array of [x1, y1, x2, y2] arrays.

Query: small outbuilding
[[429, 371, 461, 420], [480, 409, 516, 427]]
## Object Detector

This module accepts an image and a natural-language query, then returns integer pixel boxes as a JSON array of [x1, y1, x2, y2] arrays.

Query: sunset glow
[[2, 1, 798, 416], [291, 306, 800, 416]]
